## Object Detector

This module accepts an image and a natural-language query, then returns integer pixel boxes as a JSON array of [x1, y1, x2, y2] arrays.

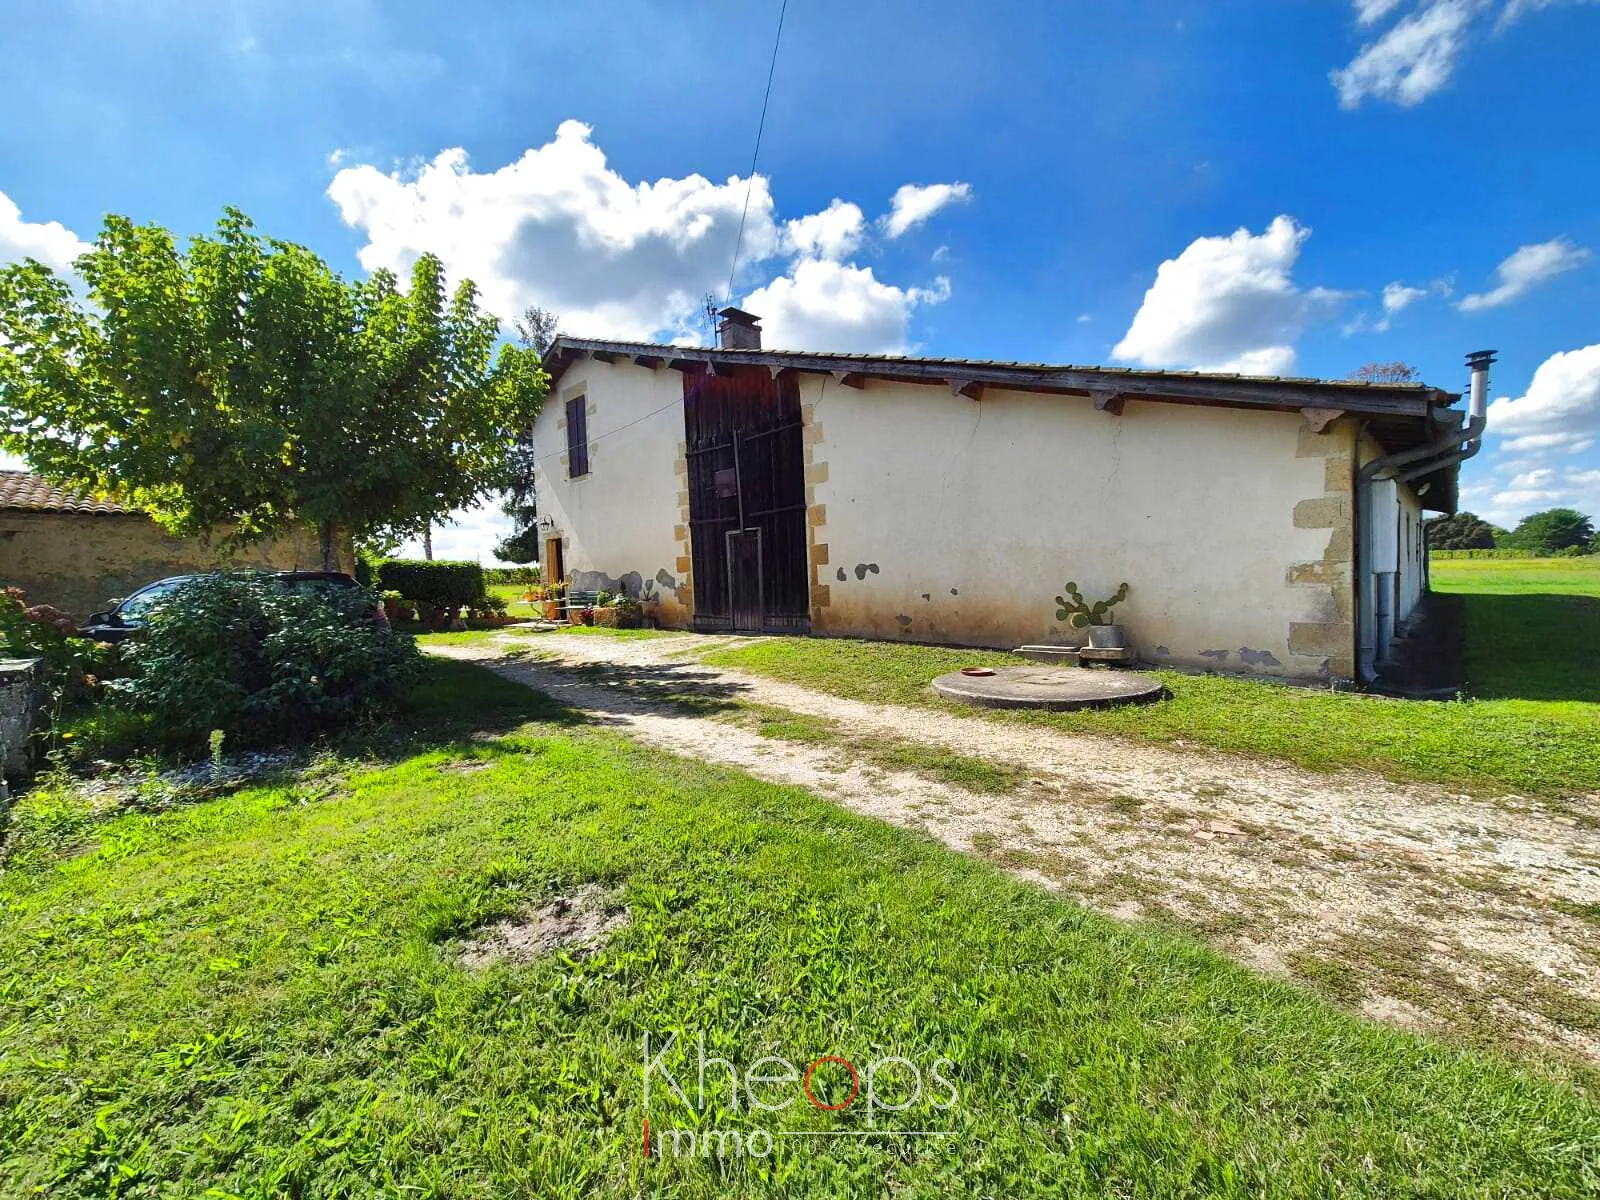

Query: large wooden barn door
[[684, 369, 809, 633]]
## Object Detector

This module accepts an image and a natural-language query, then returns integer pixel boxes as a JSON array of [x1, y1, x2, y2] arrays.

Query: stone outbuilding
[[530, 313, 1489, 684], [0, 470, 338, 620]]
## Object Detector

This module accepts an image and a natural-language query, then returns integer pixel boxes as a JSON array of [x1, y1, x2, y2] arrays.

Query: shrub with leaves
[[376, 559, 486, 620], [0, 586, 115, 691], [111, 573, 420, 751]]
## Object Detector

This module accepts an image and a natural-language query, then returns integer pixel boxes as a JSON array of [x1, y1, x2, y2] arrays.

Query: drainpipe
[[1355, 350, 1494, 680], [1358, 350, 1493, 486], [1391, 350, 1495, 484]]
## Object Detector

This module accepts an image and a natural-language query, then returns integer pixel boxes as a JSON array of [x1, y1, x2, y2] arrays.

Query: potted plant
[[616, 595, 644, 629], [592, 591, 618, 628], [541, 585, 563, 621], [1054, 580, 1131, 648], [381, 590, 415, 624]]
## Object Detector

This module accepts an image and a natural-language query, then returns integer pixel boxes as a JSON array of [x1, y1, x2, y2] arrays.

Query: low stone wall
[[0, 511, 348, 620], [1, 658, 43, 781]]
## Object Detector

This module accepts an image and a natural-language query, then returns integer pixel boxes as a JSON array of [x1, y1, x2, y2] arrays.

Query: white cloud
[[1381, 280, 1428, 318], [1487, 344, 1600, 454], [782, 199, 864, 261], [1498, 0, 1600, 28], [0, 190, 90, 275], [394, 498, 518, 565], [1470, 457, 1600, 528], [329, 119, 784, 340], [1112, 215, 1342, 375], [1458, 236, 1591, 311], [881, 182, 972, 239], [1345, 279, 1435, 334], [1331, 1, 1476, 108], [1355, 0, 1409, 24], [329, 122, 954, 351], [741, 260, 949, 354], [1506, 466, 1559, 489]]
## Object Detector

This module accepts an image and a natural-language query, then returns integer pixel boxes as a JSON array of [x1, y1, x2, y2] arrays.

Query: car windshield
[[116, 577, 188, 621]]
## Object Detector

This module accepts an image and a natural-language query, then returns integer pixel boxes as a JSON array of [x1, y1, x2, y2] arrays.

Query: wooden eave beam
[[548, 341, 1438, 418], [831, 370, 866, 389], [948, 379, 985, 401]]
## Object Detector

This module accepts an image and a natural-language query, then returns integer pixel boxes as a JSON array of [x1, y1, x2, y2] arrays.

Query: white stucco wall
[[532, 357, 689, 624], [1356, 434, 1429, 673], [801, 377, 1356, 679]]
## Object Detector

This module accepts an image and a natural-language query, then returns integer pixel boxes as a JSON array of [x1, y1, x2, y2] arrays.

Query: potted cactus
[[1054, 580, 1130, 648]]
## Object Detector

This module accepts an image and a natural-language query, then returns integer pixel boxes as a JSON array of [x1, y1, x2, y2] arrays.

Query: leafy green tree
[[1424, 511, 1497, 551], [495, 306, 560, 564], [0, 209, 546, 568], [1500, 507, 1594, 555]]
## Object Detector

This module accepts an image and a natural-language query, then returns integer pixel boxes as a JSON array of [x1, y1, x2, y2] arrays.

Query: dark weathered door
[[684, 369, 809, 632], [727, 529, 763, 631]]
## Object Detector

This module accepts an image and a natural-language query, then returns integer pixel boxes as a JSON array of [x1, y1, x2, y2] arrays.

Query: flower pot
[[541, 600, 561, 620], [1086, 624, 1128, 649]]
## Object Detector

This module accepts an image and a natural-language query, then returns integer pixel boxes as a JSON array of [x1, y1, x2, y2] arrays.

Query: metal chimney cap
[[1466, 349, 1497, 369], [717, 307, 762, 328]]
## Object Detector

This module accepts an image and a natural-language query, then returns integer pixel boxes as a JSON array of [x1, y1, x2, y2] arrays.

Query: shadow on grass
[[1458, 592, 1600, 702], [472, 652, 752, 722]]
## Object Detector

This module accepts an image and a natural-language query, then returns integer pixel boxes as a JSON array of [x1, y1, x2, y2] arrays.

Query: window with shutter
[[566, 396, 589, 478]]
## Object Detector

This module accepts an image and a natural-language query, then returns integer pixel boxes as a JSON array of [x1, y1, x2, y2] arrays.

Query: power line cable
[[725, 0, 789, 304]]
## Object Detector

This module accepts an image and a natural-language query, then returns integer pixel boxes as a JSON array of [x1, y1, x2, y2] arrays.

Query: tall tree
[[495, 306, 560, 564], [1424, 511, 1497, 550], [1501, 508, 1594, 554], [0, 209, 546, 568], [513, 305, 561, 355]]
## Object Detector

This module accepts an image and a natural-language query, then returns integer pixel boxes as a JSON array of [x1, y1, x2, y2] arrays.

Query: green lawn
[[1431, 556, 1600, 703], [3, 659, 1597, 1196], [487, 581, 541, 613], [700, 633, 1600, 800]]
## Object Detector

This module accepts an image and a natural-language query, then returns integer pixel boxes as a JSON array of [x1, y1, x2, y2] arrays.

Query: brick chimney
[[717, 307, 762, 351]]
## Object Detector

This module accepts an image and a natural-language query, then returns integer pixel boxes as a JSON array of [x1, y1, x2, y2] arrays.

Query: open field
[[4, 658, 1597, 1197], [1431, 556, 1600, 703]]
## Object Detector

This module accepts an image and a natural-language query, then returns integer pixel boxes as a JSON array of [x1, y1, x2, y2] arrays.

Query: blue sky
[[3, 0, 1597, 558]]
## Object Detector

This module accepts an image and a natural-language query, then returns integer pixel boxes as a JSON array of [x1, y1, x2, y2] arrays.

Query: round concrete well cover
[[931, 665, 1165, 711]]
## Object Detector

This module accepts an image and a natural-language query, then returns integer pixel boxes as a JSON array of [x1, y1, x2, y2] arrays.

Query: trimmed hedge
[[1431, 548, 1588, 560], [484, 566, 541, 585], [376, 559, 487, 613]]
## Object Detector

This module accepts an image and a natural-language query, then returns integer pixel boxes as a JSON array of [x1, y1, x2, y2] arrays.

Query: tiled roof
[[0, 471, 132, 514], [542, 337, 1461, 415]]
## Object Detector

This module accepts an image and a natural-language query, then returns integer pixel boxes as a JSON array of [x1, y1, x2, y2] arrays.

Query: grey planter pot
[[1086, 624, 1128, 649]]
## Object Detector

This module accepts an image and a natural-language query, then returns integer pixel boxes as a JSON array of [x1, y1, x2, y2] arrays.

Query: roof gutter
[[1388, 351, 1494, 486]]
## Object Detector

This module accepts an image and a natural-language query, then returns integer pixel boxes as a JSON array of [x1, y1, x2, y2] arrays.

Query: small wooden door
[[727, 529, 764, 631], [546, 536, 564, 584]]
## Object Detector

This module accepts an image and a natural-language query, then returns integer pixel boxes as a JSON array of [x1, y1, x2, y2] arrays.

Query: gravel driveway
[[431, 630, 1600, 1066]]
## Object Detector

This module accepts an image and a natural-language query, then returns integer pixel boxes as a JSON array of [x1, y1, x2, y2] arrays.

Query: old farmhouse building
[[531, 310, 1490, 683]]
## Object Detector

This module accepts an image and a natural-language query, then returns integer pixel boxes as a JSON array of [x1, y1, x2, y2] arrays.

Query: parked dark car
[[81, 571, 384, 643]]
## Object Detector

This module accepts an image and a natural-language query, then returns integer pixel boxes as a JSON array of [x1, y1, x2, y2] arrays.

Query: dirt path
[[430, 631, 1600, 1065]]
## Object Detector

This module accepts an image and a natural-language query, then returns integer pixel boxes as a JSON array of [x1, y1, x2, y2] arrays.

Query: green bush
[[376, 559, 486, 616], [0, 586, 116, 693], [484, 565, 541, 585], [110, 573, 420, 751]]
